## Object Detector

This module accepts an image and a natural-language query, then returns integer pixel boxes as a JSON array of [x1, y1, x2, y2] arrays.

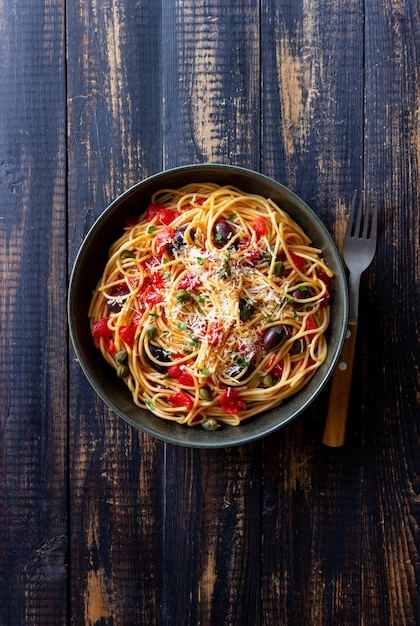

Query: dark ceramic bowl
[[68, 164, 348, 448]]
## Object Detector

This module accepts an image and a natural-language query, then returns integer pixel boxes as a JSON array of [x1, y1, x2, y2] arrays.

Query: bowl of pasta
[[68, 164, 348, 447]]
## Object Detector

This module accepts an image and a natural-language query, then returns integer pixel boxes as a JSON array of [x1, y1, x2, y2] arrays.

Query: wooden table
[[1, 1, 419, 624]]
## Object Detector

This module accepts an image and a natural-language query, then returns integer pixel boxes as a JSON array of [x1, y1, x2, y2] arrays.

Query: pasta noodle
[[89, 183, 333, 428]]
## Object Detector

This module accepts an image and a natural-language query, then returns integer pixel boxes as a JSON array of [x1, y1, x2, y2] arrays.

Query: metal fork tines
[[322, 192, 378, 447], [344, 191, 378, 322]]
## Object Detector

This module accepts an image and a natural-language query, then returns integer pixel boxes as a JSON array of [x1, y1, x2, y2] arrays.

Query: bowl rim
[[68, 163, 348, 448]]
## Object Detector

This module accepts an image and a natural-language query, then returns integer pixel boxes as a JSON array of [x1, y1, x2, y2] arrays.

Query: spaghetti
[[89, 183, 333, 428]]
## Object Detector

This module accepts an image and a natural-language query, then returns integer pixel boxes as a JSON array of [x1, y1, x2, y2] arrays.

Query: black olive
[[230, 358, 254, 381], [239, 298, 254, 321], [172, 226, 187, 249], [167, 225, 195, 256], [106, 299, 123, 313], [290, 287, 312, 309], [213, 221, 234, 247], [145, 343, 171, 373], [263, 325, 287, 351]]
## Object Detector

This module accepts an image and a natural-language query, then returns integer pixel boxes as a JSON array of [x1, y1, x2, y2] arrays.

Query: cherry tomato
[[167, 364, 195, 387], [167, 364, 182, 378], [150, 271, 165, 289], [119, 324, 137, 348], [316, 268, 332, 291], [289, 251, 304, 272], [271, 361, 284, 378], [305, 358, 317, 377], [145, 203, 179, 224], [166, 391, 194, 410], [107, 338, 116, 354], [91, 317, 111, 338], [305, 315, 318, 339], [253, 216, 267, 238], [155, 226, 174, 254], [207, 320, 221, 346], [220, 388, 243, 414], [141, 284, 163, 305]]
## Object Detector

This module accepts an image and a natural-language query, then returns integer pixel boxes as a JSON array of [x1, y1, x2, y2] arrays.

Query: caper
[[239, 298, 254, 321], [201, 417, 220, 431], [262, 374, 274, 388], [116, 364, 130, 378], [273, 261, 284, 277], [146, 325, 157, 340], [115, 350, 128, 364], [176, 289, 191, 303], [199, 387, 213, 402], [120, 249, 136, 260]]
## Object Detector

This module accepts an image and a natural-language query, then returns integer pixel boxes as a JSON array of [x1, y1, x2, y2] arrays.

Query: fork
[[322, 191, 378, 447]]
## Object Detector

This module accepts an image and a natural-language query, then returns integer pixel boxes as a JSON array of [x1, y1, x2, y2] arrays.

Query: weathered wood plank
[[361, 0, 420, 623], [260, 1, 369, 624], [261, 1, 420, 624], [0, 1, 67, 623], [160, 2, 264, 624], [67, 1, 164, 623], [162, 0, 261, 170]]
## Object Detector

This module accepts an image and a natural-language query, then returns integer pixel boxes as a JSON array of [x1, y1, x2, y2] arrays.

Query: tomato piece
[[158, 209, 179, 225], [119, 324, 137, 348], [289, 251, 304, 272], [195, 197, 207, 205], [178, 371, 195, 386], [91, 317, 111, 338], [167, 364, 195, 386], [316, 268, 332, 291], [272, 361, 284, 378], [178, 273, 201, 290], [107, 338, 116, 354], [167, 364, 182, 378], [207, 320, 221, 346], [265, 354, 277, 370], [166, 391, 194, 410], [155, 226, 174, 254], [150, 271, 165, 289], [319, 291, 330, 309], [305, 315, 318, 338], [253, 216, 267, 239], [305, 358, 317, 377], [145, 203, 166, 221], [145, 203, 179, 225], [220, 388, 243, 414], [141, 284, 163, 305]]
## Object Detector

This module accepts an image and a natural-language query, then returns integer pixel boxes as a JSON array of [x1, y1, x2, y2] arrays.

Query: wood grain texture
[[67, 1, 165, 623], [0, 1, 68, 624], [162, 0, 261, 169], [0, 0, 419, 624]]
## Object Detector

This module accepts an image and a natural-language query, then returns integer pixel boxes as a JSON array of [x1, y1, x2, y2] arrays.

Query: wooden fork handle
[[322, 321, 358, 447]]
